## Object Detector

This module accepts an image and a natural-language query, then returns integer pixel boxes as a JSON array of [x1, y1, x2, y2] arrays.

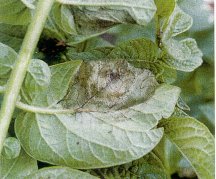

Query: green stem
[[0, 0, 55, 154]]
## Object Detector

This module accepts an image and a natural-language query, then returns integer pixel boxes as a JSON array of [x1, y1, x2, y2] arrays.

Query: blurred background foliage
[[176, 0, 214, 134]]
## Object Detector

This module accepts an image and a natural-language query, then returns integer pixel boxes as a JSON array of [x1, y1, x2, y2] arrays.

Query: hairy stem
[[0, 0, 55, 154]]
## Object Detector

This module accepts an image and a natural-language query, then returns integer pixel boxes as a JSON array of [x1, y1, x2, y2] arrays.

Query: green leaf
[[154, 0, 175, 18], [20, 0, 36, 9], [2, 137, 21, 159], [195, 102, 215, 134], [192, 29, 214, 64], [153, 136, 183, 176], [43, 16, 66, 41], [0, 42, 17, 79], [51, 3, 77, 35], [109, 38, 159, 65], [162, 5, 193, 40], [68, 39, 166, 80], [27, 60, 51, 88], [25, 167, 98, 179], [160, 5, 203, 72], [0, 149, 38, 178], [68, 21, 156, 45], [47, 0, 157, 44], [67, 47, 113, 61], [0, 24, 26, 52], [21, 59, 51, 104], [160, 65, 177, 84], [153, 132, 197, 178], [159, 116, 215, 179], [0, 0, 32, 25], [57, 0, 157, 26], [199, 103, 214, 128], [0, 44, 52, 90], [194, 65, 214, 100], [109, 22, 156, 44], [108, 38, 169, 81], [178, 0, 213, 32], [15, 110, 163, 169], [31, 60, 82, 106], [177, 96, 190, 111], [90, 152, 168, 178], [162, 38, 203, 72], [15, 60, 180, 169]]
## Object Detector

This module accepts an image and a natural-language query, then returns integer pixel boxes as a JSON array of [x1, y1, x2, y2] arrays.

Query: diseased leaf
[[0, 0, 213, 177], [162, 5, 193, 39], [15, 60, 180, 169], [0, 0, 32, 25], [161, 38, 203, 72], [62, 60, 179, 113], [159, 116, 215, 179], [0, 149, 38, 179], [57, 0, 157, 26], [25, 167, 98, 179], [2, 137, 21, 159]]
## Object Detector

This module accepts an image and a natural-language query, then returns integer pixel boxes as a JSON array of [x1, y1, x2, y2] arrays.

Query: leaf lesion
[[61, 60, 158, 112]]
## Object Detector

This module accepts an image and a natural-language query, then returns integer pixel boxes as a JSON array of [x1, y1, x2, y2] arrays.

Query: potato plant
[[0, 0, 214, 178]]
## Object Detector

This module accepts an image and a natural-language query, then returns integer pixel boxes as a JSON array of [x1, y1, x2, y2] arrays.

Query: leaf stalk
[[0, 0, 55, 154]]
